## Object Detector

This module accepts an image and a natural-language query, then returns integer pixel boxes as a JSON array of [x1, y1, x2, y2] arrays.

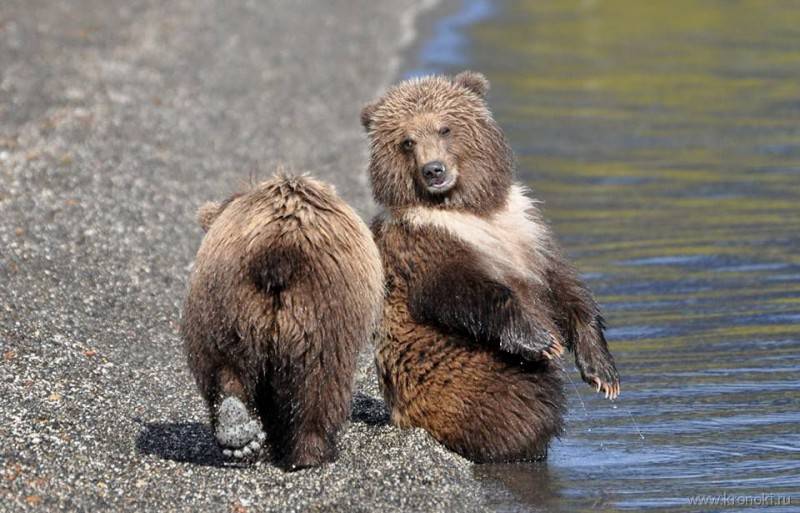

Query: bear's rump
[[377, 324, 565, 461]]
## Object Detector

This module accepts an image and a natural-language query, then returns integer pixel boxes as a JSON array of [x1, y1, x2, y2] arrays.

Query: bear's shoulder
[[386, 184, 552, 283]]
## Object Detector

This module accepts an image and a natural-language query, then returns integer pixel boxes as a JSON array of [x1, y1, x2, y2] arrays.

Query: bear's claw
[[215, 396, 266, 459], [542, 336, 565, 360], [590, 377, 620, 400], [500, 322, 565, 362], [581, 366, 620, 400]]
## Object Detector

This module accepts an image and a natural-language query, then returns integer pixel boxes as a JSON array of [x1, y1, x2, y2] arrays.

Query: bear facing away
[[181, 174, 383, 470], [361, 72, 620, 462]]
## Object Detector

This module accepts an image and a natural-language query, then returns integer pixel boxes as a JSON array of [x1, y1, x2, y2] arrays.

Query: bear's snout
[[421, 161, 456, 193], [422, 161, 446, 181]]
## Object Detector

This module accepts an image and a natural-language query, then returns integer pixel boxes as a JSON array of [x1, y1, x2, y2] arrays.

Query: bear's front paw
[[499, 322, 564, 361], [576, 352, 620, 400], [215, 396, 266, 460]]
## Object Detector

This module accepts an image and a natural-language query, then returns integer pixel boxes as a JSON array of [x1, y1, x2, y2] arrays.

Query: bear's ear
[[360, 100, 380, 131], [196, 201, 222, 232], [454, 71, 490, 98]]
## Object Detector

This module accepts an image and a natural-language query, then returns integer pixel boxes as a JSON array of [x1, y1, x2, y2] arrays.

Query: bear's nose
[[421, 161, 446, 180]]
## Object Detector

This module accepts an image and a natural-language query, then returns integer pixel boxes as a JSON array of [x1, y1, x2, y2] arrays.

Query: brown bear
[[361, 71, 620, 463], [181, 173, 384, 470]]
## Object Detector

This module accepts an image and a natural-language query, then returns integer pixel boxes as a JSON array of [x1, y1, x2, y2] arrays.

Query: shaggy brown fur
[[181, 174, 383, 470], [362, 71, 619, 463]]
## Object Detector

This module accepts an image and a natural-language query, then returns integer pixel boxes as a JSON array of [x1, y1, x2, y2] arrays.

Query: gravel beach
[[0, 1, 493, 511]]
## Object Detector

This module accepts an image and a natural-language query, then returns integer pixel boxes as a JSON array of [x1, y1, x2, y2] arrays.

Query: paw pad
[[215, 397, 266, 459]]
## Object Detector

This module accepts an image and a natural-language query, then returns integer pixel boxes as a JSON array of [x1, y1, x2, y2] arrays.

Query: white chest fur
[[395, 185, 551, 284]]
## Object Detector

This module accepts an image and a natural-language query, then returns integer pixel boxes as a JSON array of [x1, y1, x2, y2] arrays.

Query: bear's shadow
[[136, 392, 389, 466], [350, 391, 390, 426], [135, 420, 229, 467]]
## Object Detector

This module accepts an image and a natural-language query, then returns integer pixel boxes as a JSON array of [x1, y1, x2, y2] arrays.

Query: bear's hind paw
[[215, 396, 267, 460]]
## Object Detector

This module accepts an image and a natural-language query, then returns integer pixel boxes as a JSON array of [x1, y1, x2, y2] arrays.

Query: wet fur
[[363, 72, 619, 462], [181, 174, 384, 470]]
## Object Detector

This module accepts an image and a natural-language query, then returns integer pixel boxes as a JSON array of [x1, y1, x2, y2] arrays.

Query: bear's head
[[361, 71, 513, 214]]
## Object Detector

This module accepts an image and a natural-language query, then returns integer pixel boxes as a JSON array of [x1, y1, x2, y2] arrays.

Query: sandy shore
[[0, 0, 495, 511]]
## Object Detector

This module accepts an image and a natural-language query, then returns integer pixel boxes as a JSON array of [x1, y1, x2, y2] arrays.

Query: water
[[408, 1, 800, 511]]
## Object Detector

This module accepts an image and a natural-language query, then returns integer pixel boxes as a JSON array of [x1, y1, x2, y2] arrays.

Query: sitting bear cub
[[181, 173, 383, 470], [361, 71, 620, 462]]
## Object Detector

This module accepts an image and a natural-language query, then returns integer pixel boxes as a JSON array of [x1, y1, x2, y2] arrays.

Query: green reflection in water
[[444, 0, 800, 511]]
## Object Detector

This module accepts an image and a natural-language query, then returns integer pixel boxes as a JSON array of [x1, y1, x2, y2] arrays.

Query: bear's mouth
[[424, 173, 456, 194]]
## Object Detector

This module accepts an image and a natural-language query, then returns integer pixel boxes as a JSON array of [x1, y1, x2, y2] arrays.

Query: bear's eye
[[400, 138, 415, 152], [438, 126, 451, 137]]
